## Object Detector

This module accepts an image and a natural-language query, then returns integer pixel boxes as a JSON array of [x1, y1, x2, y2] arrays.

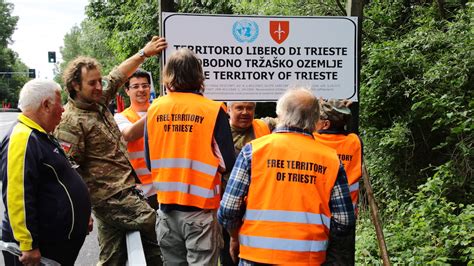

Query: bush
[[357, 163, 473, 264]]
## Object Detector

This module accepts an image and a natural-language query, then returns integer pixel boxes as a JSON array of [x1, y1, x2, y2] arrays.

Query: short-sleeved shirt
[[54, 68, 137, 206], [114, 111, 147, 133]]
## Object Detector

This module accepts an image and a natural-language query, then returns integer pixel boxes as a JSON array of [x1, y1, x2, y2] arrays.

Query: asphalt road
[[0, 112, 19, 139], [0, 112, 100, 265]]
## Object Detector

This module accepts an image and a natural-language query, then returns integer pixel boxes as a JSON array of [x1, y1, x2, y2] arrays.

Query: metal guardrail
[[0, 108, 20, 112], [0, 240, 60, 266], [125, 231, 146, 266], [1, 231, 146, 266]]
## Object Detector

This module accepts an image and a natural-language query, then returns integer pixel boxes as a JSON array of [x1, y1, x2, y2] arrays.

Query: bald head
[[276, 87, 319, 132]]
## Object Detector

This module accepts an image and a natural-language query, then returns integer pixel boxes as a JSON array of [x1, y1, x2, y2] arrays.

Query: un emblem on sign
[[232, 20, 259, 43]]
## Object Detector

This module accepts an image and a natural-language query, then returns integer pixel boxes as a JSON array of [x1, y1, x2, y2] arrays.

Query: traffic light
[[28, 69, 36, 78], [48, 51, 56, 63]]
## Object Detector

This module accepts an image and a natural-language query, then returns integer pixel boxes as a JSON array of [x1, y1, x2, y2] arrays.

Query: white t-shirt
[[114, 111, 147, 132]]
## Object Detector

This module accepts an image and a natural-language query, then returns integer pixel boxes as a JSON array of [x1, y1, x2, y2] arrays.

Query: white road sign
[[162, 13, 358, 101]]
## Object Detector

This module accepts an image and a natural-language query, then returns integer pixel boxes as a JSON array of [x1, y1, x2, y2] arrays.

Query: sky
[[8, 0, 89, 80]]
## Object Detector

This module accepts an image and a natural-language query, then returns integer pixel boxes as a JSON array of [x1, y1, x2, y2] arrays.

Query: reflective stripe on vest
[[137, 183, 155, 197], [134, 167, 151, 176], [239, 132, 340, 264], [129, 151, 145, 160], [240, 235, 329, 252], [146, 92, 224, 209], [349, 181, 359, 192], [154, 182, 220, 199], [150, 158, 217, 177], [244, 209, 331, 230]]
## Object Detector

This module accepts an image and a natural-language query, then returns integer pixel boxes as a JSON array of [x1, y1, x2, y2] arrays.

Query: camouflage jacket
[[54, 68, 136, 206], [230, 117, 277, 155], [230, 125, 255, 156]]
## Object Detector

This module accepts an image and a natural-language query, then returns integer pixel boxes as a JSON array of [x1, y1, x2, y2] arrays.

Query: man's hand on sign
[[143, 36, 168, 58]]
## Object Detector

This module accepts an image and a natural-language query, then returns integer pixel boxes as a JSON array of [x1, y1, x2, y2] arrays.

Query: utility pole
[[159, 0, 177, 96], [345, 0, 363, 133], [159, 0, 177, 35], [346, 2, 390, 265], [160, 0, 177, 13]]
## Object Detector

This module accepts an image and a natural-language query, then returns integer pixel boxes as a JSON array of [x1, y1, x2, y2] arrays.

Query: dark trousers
[[147, 194, 159, 210], [323, 225, 356, 266], [220, 229, 238, 266]]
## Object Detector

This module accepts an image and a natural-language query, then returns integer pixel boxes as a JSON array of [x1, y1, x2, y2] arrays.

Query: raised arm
[[117, 36, 167, 79]]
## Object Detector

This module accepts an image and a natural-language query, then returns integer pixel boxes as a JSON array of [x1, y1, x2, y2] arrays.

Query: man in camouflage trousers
[[54, 36, 167, 265]]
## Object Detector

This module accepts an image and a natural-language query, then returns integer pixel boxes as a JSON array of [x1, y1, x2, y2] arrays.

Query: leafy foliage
[[0, 0, 29, 107], [57, 20, 117, 81], [178, 0, 234, 14], [361, 0, 473, 200], [0, 0, 17, 47], [85, 0, 162, 82], [231, 0, 346, 16], [358, 1, 473, 264], [357, 165, 473, 264]]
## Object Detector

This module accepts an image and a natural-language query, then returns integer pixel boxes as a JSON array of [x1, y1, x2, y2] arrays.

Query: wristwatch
[[138, 49, 148, 58]]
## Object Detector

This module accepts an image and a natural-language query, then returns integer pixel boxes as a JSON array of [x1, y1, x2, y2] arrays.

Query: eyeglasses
[[129, 83, 150, 90]]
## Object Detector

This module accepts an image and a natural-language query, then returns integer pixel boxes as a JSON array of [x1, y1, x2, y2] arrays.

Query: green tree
[[230, 0, 345, 16], [85, 0, 161, 82], [361, 0, 473, 203], [0, 0, 29, 108], [357, 1, 473, 263], [57, 20, 117, 83], [0, 0, 17, 47], [82, 0, 236, 94], [0, 48, 29, 106]]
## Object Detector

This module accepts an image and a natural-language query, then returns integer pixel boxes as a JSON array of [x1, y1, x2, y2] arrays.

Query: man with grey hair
[[1, 79, 91, 265], [218, 87, 355, 264]]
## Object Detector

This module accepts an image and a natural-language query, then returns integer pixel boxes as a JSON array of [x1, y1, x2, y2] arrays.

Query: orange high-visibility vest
[[313, 132, 362, 212], [120, 106, 154, 196], [146, 92, 225, 209], [252, 119, 271, 138], [240, 132, 340, 265]]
